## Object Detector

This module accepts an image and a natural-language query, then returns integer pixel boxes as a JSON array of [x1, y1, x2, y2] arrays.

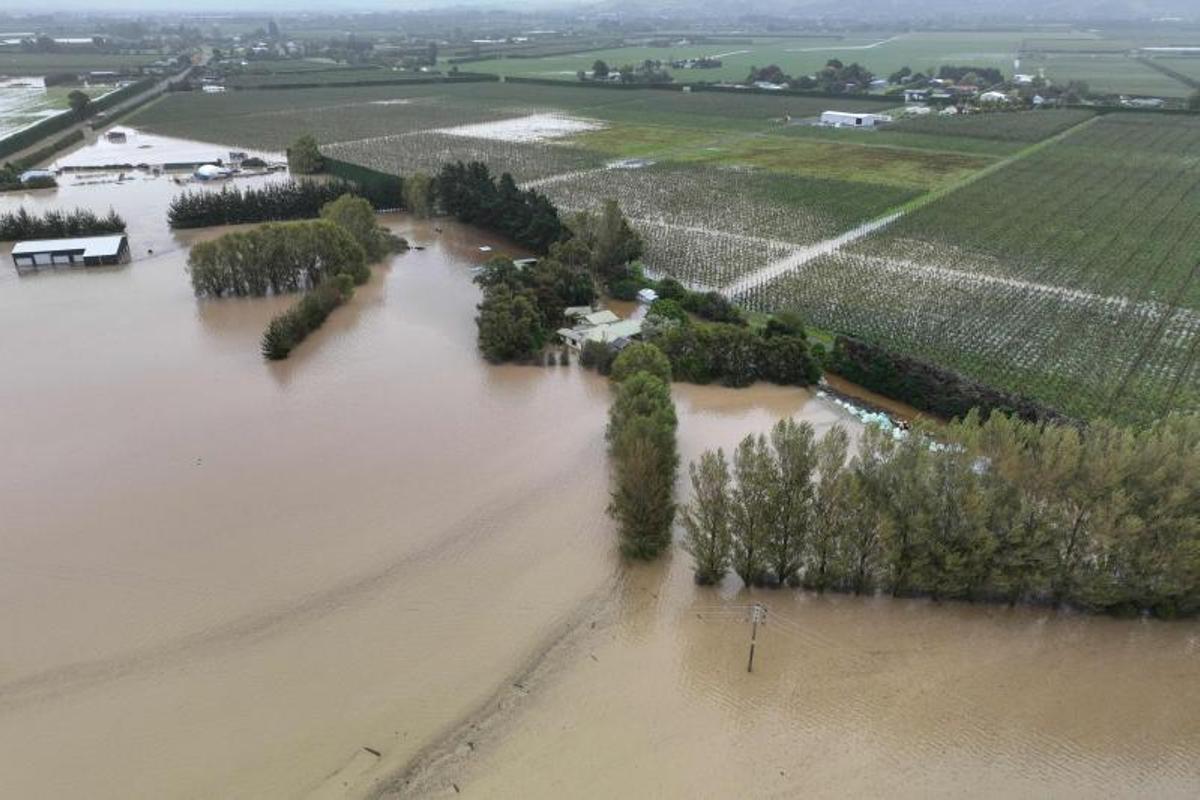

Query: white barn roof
[[12, 235, 126, 258]]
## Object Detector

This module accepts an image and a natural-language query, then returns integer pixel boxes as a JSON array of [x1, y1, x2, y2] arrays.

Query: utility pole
[[747, 602, 766, 673]]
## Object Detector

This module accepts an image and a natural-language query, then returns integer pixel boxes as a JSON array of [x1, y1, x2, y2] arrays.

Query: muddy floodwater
[[2, 136, 1199, 799]]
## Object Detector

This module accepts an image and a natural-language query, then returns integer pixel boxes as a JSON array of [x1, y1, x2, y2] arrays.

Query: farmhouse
[[11, 235, 130, 270], [557, 306, 643, 350], [820, 111, 891, 128]]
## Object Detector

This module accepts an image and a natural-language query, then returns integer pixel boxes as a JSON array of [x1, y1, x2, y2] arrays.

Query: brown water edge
[[822, 372, 935, 424], [388, 550, 1200, 800]]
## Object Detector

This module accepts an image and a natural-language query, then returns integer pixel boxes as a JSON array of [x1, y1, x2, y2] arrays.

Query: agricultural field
[[540, 163, 918, 287], [1147, 56, 1200, 83], [0, 51, 162, 75], [738, 114, 1200, 423], [1022, 52, 1190, 96], [452, 30, 1099, 85], [0, 81, 112, 139]]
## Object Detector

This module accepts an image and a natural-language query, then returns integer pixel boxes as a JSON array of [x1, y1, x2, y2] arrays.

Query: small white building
[[820, 111, 892, 128], [202, 85, 226, 93], [979, 90, 1011, 104], [12, 235, 130, 270], [18, 169, 56, 184], [194, 164, 231, 180], [637, 288, 658, 304]]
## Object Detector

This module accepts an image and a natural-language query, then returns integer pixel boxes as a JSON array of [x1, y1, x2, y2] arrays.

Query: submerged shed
[[11, 234, 130, 270]]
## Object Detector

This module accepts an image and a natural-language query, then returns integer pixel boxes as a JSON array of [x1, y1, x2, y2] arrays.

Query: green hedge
[[828, 335, 1071, 425], [323, 156, 405, 210]]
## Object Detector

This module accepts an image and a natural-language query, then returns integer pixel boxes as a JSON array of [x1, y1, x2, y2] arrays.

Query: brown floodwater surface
[[1, 133, 1198, 800]]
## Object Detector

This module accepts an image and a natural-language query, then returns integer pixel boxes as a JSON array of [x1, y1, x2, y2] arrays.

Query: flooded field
[[1, 132, 1198, 799]]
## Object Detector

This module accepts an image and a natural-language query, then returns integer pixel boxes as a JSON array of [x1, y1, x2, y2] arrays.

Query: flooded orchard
[[1, 135, 1198, 799]]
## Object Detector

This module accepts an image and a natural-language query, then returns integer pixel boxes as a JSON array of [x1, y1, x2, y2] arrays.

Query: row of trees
[[606, 344, 679, 559], [189, 218, 366, 297], [682, 412, 1200, 618], [435, 161, 566, 253], [0, 207, 125, 240], [167, 180, 359, 229], [261, 274, 355, 360]]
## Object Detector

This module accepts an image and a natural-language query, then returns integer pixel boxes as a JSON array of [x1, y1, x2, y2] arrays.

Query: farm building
[[820, 111, 891, 128], [11, 235, 130, 270]]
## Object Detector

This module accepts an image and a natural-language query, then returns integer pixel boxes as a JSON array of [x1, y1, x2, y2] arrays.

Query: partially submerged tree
[[287, 133, 324, 175], [681, 448, 732, 584]]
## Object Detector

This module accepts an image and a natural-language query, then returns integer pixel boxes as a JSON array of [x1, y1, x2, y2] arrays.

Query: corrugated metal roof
[[12, 235, 126, 258]]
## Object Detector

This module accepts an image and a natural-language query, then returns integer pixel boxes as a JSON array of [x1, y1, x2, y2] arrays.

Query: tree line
[[189, 218, 367, 297], [168, 180, 362, 229], [0, 207, 126, 240], [682, 412, 1200, 618], [607, 343, 679, 559]]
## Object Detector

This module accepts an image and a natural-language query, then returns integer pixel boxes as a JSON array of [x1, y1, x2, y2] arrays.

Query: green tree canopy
[[610, 341, 672, 385], [287, 133, 324, 175]]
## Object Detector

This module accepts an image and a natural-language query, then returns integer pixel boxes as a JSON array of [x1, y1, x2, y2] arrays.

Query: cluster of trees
[[654, 277, 744, 324], [683, 412, 1200, 618], [287, 134, 324, 175], [642, 308, 821, 388], [261, 274, 355, 360], [167, 180, 359, 228], [435, 161, 566, 252], [0, 207, 125, 240], [579, 59, 672, 84], [188, 218, 367, 297], [746, 60, 874, 93], [793, 59, 874, 93], [606, 344, 679, 559], [473, 255, 594, 362], [553, 199, 644, 290], [936, 65, 1005, 87], [318, 193, 407, 261]]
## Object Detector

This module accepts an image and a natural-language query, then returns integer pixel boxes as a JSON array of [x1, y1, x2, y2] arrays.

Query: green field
[[0, 51, 162, 75], [1023, 52, 1190, 96], [742, 114, 1200, 422]]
